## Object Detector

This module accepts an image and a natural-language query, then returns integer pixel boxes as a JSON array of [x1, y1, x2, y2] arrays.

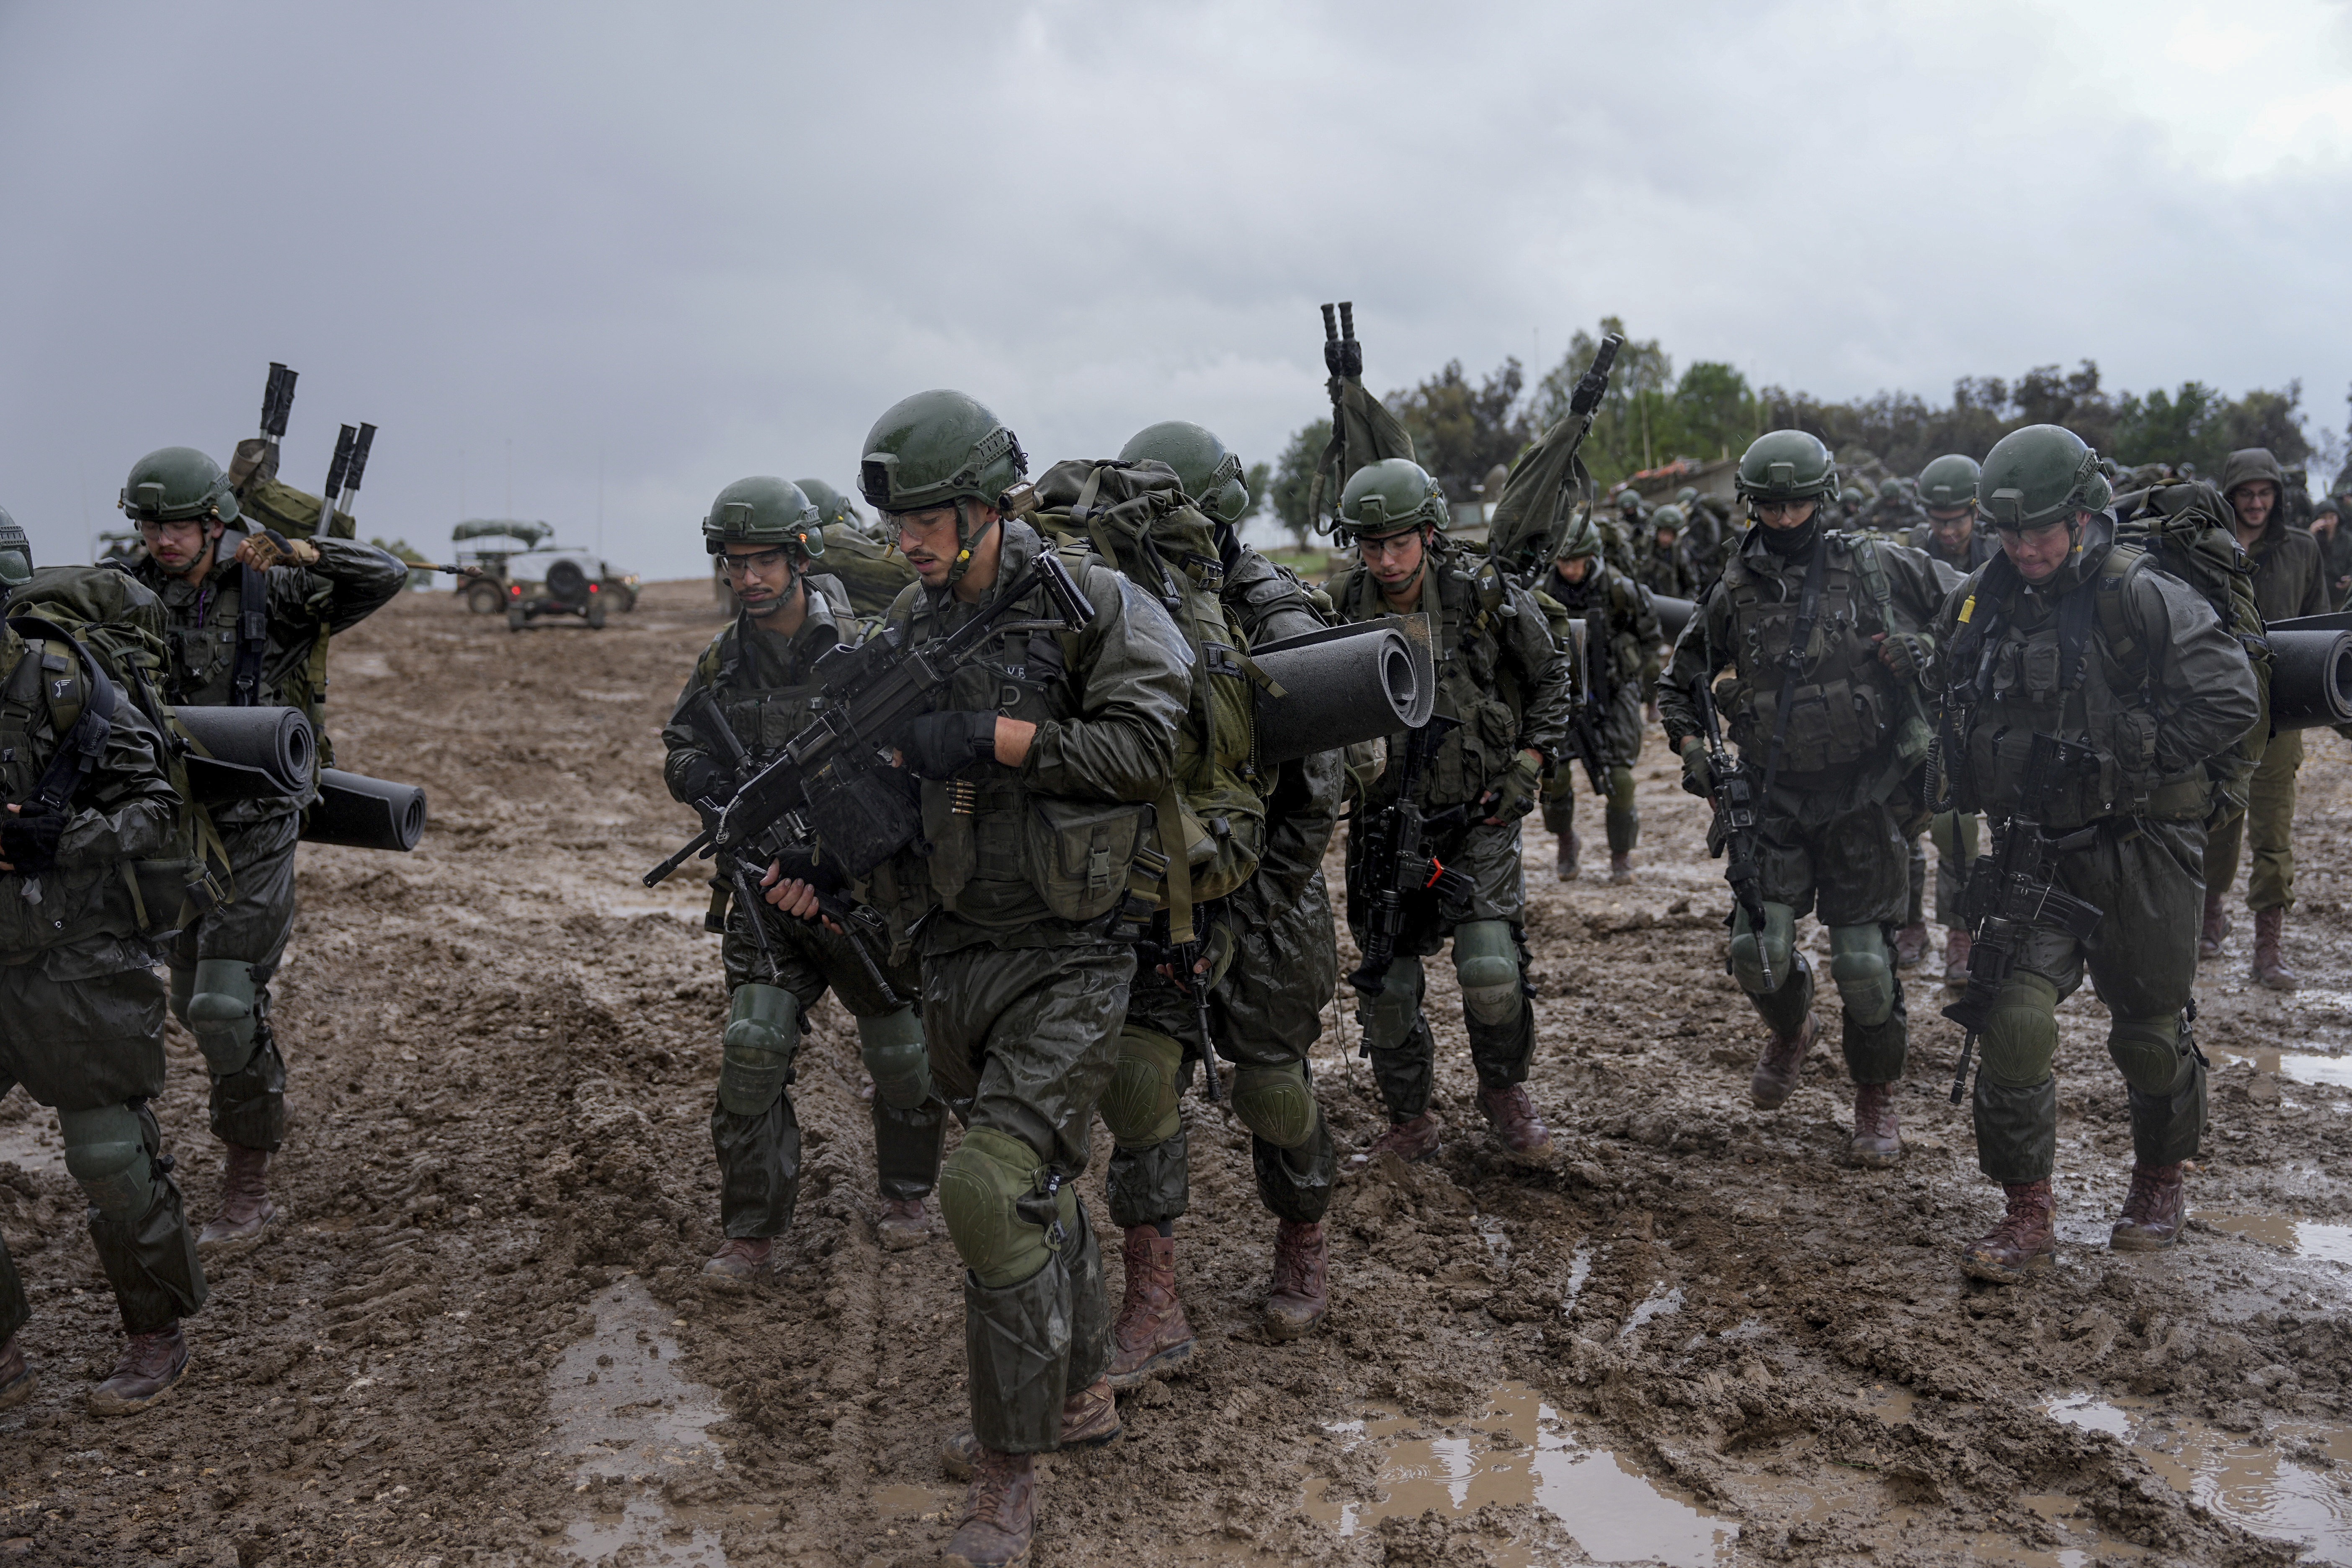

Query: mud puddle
[[549, 1274, 747, 1565], [1300, 1381, 1736, 1566], [2215, 1044, 2352, 1092], [2047, 1392, 2352, 1563], [2198, 1207, 2352, 1269]]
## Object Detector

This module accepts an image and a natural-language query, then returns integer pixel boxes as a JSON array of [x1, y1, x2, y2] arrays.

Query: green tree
[[1240, 461, 1271, 523], [1269, 419, 1330, 548], [372, 536, 432, 591], [1383, 358, 1529, 501]]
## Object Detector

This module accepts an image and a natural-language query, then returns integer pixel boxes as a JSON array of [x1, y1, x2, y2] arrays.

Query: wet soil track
[[4, 578, 2351, 1565]]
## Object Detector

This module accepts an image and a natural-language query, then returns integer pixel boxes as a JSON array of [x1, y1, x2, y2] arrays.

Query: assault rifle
[[1347, 717, 1475, 1020], [1691, 673, 1773, 991], [1943, 732, 2103, 1103], [1563, 619, 1612, 795], [645, 547, 1096, 889]]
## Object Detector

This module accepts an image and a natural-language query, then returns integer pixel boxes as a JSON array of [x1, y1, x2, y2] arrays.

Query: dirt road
[[3, 578, 2349, 1566]]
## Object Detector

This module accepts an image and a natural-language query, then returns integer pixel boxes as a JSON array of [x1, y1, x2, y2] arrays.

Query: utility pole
[[505, 438, 513, 518], [597, 446, 606, 557]]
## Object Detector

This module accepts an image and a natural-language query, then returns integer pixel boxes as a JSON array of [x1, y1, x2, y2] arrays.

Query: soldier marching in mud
[[1537, 511, 1661, 885]]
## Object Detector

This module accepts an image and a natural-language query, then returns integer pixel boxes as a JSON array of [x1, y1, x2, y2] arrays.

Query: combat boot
[[1351, 1112, 1441, 1166], [2199, 888, 2231, 960], [941, 1446, 1036, 1568], [876, 1197, 931, 1251], [701, 1236, 779, 1282], [2253, 908, 2299, 991], [2110, 1163, 2187, 1252], [88, 1323, 189, 1415], [1264, 1220, 1329, 1341], [1959, 1180, 2056, 1284], [1476, 1084, 1553, 1155], [1749, 1016, 1817, 1110], [1106, 1228, 1194, 1389], [197, 1143, 276, 1252], [0, 1334, 33, 1413], [1555, 828, 1579, 882], [1607, 852, 1633, 885], [1849, 1081, 1902, 1166], [1893, 922, 1930, 969], [940, 1377, 1120, 1480], [1942, 928, 1972, 988]]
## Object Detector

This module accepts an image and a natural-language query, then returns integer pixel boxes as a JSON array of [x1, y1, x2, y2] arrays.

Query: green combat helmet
[[1650, 503, 1687, 536], [1553, 510, 1602, 562], [1978, 424, 2112, 533], [1675, 485, 1700, 508], [1917, 454, 1981, 511], [702, 476, 825, 559], [1735, 430, 1841, 508], [1119, 420, 1249, 524], [794, 477, 865, 534], [857, 389, 1028, 585], [119, 446, 241, 528], [1336, 457, 1447, 538], [1614, 487, 1646, 517], [0, 506, 29, 589]]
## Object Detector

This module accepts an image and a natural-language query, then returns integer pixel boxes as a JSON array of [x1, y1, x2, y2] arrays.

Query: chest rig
[[1345, 549, 1525, 807], [1715, 532, 1904, 783]]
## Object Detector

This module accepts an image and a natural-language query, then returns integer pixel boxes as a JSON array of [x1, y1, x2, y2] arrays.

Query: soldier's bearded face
[[138, 517, 217, 575], [1928, 506, 1974, 551], [1997, 515, 2079, 582], [1555, 556, 1590, 583], [2231, 481, 2277, 531], [892, 504, 998, 590]]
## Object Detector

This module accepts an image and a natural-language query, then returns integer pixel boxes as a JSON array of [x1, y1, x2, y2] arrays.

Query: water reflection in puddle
[[2045, 1392, 2352, 1563], [1300, 1382, 1735, 1566], [2197, 1210, 2352, 1267], [2215, 1045, 2352, 1091], [549, 1276, 743, 1565]]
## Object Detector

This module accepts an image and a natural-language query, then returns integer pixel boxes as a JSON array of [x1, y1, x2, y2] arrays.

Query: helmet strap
[[944, 498, 1001, 588]]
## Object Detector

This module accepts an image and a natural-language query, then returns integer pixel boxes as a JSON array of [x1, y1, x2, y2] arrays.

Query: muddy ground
[[5, 576, 2352, 1567]]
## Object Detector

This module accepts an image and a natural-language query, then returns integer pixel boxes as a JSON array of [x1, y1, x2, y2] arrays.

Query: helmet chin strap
[[944, 498, 1001, 588]]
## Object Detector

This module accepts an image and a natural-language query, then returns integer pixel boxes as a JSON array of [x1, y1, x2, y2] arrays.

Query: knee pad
[[939, 1126, 1075, 1288], [1978, 974, 2061, 1089], [1361, 954, 1424, 1053], [1728, 902, 1798, 996], [1100, 1026, 1185, 1150], [1232, 1061, 1318, 1150], [718, 984, 799, 1117], [184, 958, 260, 1075], [1828, 925, 1896, 1028], [856, 1006, 931, 1112], [59, 1104, 154, 1220], [1453, 921, 1523, 1027], [2108, 1013, 2192, 1096], [1605, 766, 1638, 815]]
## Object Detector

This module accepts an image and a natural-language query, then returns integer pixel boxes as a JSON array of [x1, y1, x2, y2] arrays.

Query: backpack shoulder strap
[[2087, 544, 2152, 690], [231, 562, 270, 707]]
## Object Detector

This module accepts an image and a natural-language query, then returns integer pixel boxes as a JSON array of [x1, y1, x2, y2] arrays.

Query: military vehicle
[[452, 519, 637, 617]]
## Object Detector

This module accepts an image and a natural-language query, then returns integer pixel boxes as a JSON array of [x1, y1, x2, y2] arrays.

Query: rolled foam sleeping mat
[[174, 704, 315, 803], [303, 769, 428, 852], [2262, 620, 2352, 732], [1249, 614, 1437, 766], [1652, 595, 1696, 645]]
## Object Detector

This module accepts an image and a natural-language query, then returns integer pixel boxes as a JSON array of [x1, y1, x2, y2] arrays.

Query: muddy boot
[[1942, 928, 1972, 988], [1749, 1016, 1816, 1111], [701, 1236, 779, 1282], [1959, 1180, 2056, 1284], [2252, 908, 2299, 992], [1106, 1228, 1193, 1390], [1476, 1084, 1553, 1155], [2199, 887, 2231, 960], [941, 1377, 1121, 1480], [2110, 1163, 2187, 1252], [1893, 922, 1930, 970], [196, 1143, 276, 1253], [1351, 1112, 1441, 1167], [1556, 828, 1579, 882], [1607, 852, 1633, 886], [942, 1446, 1037, 1568], [1264, 1220, 1329, 1341], [88, 1323, 189, 1416], [1851, 1082, 1902, 1167], [0, 1334, 32, 1413], [876, 1197, 931, 1251]]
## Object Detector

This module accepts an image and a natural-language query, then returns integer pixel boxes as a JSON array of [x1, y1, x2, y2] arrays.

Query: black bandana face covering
[[1760, 515, 1821, 558]]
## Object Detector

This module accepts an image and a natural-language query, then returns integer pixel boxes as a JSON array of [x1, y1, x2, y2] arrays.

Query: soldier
[[1910, 454, 1999, 984], [766, 390, 1189, 1568], [0, 596, 211, 1413], [662, 478, 946, 1279], [2201, 448, 2331, 989], [1658, 431, 1946, 1167], [1330, 458, 1572, 1162], [794, 477, 918, 616], [2313, 497, 2350, 603], [1636, 505, 1702, 601], [122, 448, 406, 1250], [1931, 425, 2257, 1278], [1091, 420, 1342, 1362], [1538, 513, 1661, 884]]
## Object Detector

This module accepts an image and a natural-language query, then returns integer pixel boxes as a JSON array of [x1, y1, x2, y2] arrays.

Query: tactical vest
[[1712, 532, 1909, 785], [149, 554, 332, 766], [1340, 544, 1525, 807]]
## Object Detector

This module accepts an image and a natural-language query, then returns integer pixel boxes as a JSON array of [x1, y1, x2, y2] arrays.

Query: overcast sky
[[4, 0, 2348, 578]]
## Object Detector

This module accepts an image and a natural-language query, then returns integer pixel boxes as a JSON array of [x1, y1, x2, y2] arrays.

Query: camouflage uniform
[[1538, 540, 1660, 877]]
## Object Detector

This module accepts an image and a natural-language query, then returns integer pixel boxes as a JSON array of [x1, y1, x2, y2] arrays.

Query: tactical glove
[[674, 754, 727, 807], [1875, 631, 1931, 683], [1481, 750, 1545, 823], [896, 710, 998, 779], [0, 805, 66, 874], [769, 843, 847, 897], [1678, 737, 1715, 799]]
